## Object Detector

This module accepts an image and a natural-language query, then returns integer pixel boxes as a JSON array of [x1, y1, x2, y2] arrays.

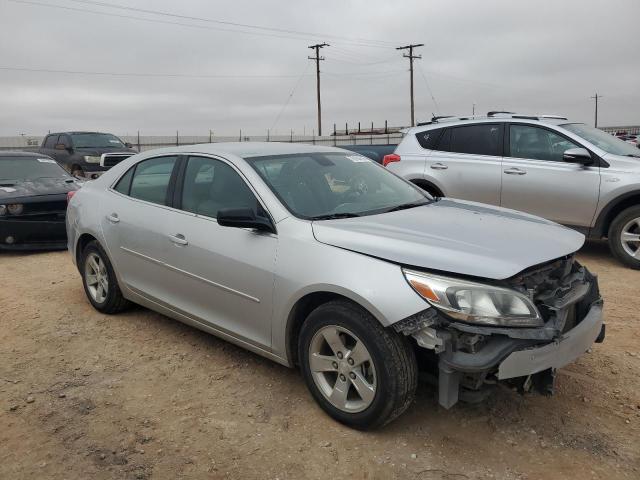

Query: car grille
[[102, 153, 133, 168]]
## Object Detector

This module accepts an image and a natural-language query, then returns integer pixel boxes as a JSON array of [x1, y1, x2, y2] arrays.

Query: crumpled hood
[[312, 199, 585, 280], [0, 177, 80, 202]]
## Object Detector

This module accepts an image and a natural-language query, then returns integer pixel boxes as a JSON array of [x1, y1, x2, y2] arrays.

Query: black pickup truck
[[31, 131, 137, 179]]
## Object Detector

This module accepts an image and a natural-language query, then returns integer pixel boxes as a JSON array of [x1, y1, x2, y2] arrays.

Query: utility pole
[[472, 103, 476, 116], [309, 42, 329, 136], [396, 43, 424, 127], [591, 93, 602, 128]]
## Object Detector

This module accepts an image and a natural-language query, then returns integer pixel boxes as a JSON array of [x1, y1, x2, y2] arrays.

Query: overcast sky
[[1, 0, 639, 137]]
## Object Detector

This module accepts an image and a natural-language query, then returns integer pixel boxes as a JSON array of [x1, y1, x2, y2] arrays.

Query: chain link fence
[[0, 132, 404, 152]]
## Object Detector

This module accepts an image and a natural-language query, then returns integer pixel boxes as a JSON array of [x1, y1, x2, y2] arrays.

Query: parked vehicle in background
[[0, 151, 81, 250], [386, 113, 640, 268], [30, 131, 137, 179], [341, 144, 397, 164], [67, 142, 604, 429]]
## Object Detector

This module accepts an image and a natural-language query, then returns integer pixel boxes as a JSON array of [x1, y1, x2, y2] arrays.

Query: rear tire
[[298, 300, 417, 429], [608, 206, 640, 269], [80, 240, 130, 313]]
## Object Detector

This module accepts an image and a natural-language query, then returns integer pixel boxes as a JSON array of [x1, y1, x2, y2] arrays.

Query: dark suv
[[36, 132, 137, 179]]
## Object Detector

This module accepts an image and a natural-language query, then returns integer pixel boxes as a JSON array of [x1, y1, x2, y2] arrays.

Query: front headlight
[[403, 269, 543, 327], [84, 155, 101, 164], [7, 204, 24, 215]]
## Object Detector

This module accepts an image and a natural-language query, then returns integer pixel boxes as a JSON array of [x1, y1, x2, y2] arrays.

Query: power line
[[67, 0, 396, 48], [396, 43, 423, 127], [0, 65, 310, 78], [308, 43, 329, 136], [7, 0, 395, 49], [270, 64, 311, 132], [418, 64, 440, 115]]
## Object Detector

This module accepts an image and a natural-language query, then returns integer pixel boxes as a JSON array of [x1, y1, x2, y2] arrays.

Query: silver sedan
[[67, 142, 604, 429]]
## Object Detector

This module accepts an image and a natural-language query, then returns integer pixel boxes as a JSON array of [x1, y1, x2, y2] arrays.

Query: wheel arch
[[285, 291, 381, 367], [410, 178, 444, 197], [75, 233, 98, 270], [592, 191, 640, 238]]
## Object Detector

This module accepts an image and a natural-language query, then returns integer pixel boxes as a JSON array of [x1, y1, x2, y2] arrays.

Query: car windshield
[[70, 133, 125, 148], [246, 152, 430, 219], [0, 156, 69, 181], [561, 123, 640, 157]]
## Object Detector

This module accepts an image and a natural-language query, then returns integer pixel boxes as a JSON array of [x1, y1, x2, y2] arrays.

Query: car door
[[425, 123, 503, 205], [164, 155, 277, 349], [41, 134, 60, 159], [100, 155, 182, 302], [500, 123, 601, 228], [55, 134, 73, 166]]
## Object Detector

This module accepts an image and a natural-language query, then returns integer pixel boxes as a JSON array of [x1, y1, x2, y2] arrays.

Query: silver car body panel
[[498, 303, 603, 379], [312, 198, 584, 280], [66, 142, 590, 370], [392, 118, 640, 234]]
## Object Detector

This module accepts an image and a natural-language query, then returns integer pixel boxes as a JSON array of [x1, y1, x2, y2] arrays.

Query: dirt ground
[[1, 241, 639, 480]]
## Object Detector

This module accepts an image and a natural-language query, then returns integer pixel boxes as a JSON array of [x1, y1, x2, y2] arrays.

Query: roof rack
[[416, 112, 568, 126]]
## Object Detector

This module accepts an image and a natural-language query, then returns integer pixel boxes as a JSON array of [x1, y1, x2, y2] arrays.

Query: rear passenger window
[[128, 156, 177, 205], [415, 128, 443, 149], [113, 167, 134, 195], [44, 135, 59, 149], [448, 124, 502, 156]]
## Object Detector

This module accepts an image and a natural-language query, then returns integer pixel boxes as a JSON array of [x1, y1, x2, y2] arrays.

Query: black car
[[0, 152, 81, 251]]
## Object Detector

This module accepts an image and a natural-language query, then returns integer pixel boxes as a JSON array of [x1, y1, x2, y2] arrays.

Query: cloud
[[0, 0, 638, 136]]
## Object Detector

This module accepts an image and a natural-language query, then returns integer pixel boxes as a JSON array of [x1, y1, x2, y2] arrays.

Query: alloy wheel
[[621, 217, 640, 259], [308, 325, 377, 413], [84, 252, 109, 304]]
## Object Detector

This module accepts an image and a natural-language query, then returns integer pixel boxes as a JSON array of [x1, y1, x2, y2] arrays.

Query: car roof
[[410, 116, 577, 133], [0, 151, 50, 158], [141, 142, 350, 159], [49, 131, 116, 135]]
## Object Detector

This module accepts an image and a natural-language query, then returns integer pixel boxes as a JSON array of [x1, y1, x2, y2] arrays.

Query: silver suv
[[387, 113, 640, 268]]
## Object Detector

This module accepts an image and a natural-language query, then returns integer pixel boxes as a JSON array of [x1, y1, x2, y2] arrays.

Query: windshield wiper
[[625, 154, 640, 158], [311, 212, 362, 220], [383, 200, 431, 213]]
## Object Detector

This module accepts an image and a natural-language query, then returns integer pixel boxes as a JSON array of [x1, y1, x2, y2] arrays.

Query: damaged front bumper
[[394, 258, 605, 409]]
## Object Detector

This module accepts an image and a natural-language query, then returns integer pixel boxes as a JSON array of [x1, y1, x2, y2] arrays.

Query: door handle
[[504, 168, 527, 175], [169, 233, 188, 246], [430, 163, 448, 170], [106, 213, 120, 223]]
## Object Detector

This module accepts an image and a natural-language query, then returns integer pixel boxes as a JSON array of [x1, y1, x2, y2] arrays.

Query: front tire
[[608, 206, 640, 269], [298, 300, 417, 429], [81, 241, 130, 313]]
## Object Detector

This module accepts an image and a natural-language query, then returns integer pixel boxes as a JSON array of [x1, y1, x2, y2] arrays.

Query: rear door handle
[[106, 213, 120, 223], [169, 233, 188, 246], [430, 162, 448, 170], [504, 167, 527, 175]]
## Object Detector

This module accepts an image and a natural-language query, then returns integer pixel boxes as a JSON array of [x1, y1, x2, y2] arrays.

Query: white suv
[[385, 112, 640, 268]]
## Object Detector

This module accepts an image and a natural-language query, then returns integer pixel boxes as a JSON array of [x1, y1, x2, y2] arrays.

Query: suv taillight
[[382, 153, 401, 167]]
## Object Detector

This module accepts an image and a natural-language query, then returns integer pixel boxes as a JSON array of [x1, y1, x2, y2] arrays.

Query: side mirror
[[54, 143, 69, 151], [125, 142, 133, 148], [563, 147, 593, 165], [217, 207, 274, 233]]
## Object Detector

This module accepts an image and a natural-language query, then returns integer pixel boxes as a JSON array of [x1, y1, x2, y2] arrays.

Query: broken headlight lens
[[403, 269, 543, 327]]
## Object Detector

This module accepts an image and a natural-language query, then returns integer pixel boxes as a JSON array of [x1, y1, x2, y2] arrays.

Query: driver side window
[[509, 125, 580, 162], [181, 156, 259, 219]]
